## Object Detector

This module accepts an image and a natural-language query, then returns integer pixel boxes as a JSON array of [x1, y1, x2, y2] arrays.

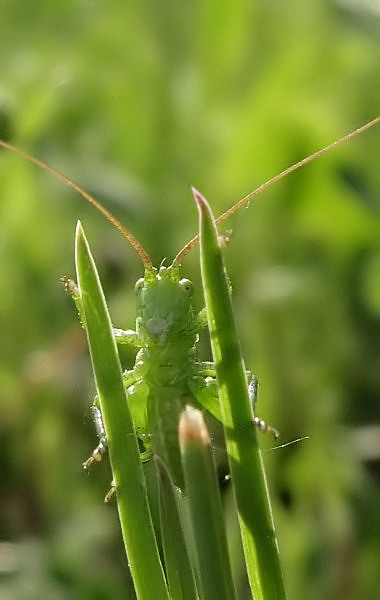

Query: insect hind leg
[[83, 402, 108, 469], [248, 375, 279, 439]]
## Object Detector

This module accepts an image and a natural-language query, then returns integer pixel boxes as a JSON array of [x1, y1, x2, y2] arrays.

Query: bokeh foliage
[[0, 1, 379, 598]]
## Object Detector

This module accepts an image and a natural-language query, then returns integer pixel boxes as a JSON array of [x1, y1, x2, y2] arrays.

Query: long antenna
[[0, 140, 153, 269], [173, 115, 380, 266]]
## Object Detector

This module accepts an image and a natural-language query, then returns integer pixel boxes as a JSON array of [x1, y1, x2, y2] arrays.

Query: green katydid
[[63, 200, 278, 491], [1, 116, 379, 493]]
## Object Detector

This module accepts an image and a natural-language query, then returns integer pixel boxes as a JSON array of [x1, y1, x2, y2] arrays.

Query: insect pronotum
[[1, 115, 379, 492]]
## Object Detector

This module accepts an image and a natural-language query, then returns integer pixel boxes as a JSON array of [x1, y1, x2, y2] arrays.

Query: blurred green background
[[1, 1, 379, 598]]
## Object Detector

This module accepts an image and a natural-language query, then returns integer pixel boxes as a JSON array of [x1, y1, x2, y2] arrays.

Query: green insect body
[[129, 265, 209, 487]]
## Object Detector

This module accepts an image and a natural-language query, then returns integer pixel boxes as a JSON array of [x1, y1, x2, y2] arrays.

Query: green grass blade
[[156, 456, 198, 600], [75, 222, 169, 600], [194, 191, 286, 600], [179, 406, 237, 600]]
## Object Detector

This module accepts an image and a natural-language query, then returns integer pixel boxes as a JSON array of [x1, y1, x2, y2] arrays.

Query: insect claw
[[268, 425, 280, 440], [83, 448, 103, 470], [104, 481, 116, 503], [82, 456, 95, 470]]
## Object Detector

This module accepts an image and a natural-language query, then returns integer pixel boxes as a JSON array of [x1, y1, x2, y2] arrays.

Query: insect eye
[[179, 278, 193, 296], [135, 278, 145, 294]]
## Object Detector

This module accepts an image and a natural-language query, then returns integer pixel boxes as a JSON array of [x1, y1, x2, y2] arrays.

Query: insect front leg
[[83, 367, 147, 471], [193, 363, 279, 439], [248, 375, 279, 439], [61, 276, 141, 348]]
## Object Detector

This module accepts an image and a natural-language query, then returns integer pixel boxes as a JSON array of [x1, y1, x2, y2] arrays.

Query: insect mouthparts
[[146, 316, 170, 338]]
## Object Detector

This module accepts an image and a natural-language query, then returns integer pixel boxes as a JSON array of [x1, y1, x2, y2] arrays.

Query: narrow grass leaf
[[194, 191, 286, 600], [75, 222, 169, 600], [179, 406, 237, 600]]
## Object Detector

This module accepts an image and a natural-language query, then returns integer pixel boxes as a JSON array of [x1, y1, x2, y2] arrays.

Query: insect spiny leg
[[83, 405, 108, 469], [248, 374, 279, 439]]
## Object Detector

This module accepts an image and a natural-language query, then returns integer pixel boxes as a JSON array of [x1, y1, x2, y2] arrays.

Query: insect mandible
[[1, 116, 379, 492]]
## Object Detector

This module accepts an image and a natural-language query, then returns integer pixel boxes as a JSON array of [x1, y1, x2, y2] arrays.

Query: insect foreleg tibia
[[83, 403, 108, 470]]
